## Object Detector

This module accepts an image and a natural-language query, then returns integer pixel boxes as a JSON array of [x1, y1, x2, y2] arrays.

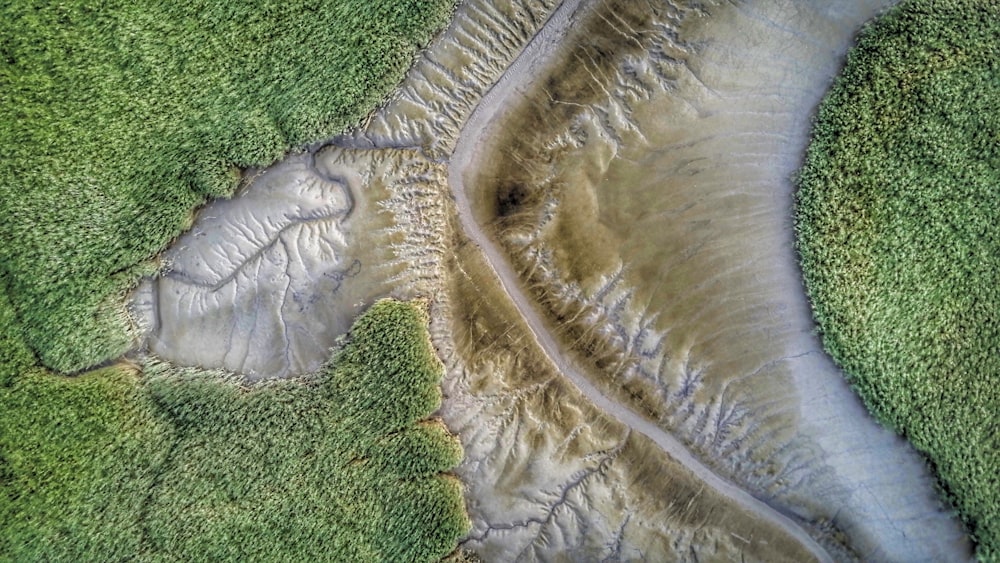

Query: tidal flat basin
[[131, 0, 975, 559]]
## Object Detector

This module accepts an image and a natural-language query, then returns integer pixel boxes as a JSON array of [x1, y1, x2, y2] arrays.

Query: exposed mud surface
[[446, 1, 836, 559], [439, 242, 820, 562], [468, 0, 971, 559], [130, 0, 974, 559], [131, 147, 447, 379]]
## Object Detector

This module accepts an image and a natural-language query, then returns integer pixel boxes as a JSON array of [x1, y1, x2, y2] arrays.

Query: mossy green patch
[[0, 300, 468, 561], [0, 0, 453, 372], [795, 1, 999, 558], [0, 365, 172, 560]]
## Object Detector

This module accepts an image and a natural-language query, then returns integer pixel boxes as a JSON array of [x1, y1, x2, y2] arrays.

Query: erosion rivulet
[[467, 0, 971, 559], [132, 147, 447, 379]]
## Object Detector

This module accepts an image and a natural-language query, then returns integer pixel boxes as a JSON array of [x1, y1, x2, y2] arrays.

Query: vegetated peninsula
[[796, 0, 999, 558], [0, 0, 469, 560], [0, 299, 468, 560]]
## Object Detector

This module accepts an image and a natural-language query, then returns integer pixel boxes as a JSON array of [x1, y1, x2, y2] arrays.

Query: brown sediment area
[[464, 0, 971, 559], [440, 235, 823, 561]]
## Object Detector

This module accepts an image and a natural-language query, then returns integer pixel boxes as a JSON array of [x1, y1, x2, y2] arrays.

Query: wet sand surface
[[130, 0, 973, 560], [131, 147, 447, 379], [468, 0, 970, 559], [442, 240, 822, 561]]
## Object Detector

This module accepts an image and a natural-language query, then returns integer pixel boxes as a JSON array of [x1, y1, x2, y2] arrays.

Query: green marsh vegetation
[[0, 0, 454, 372], [795, 0, 999, 557], [0, 3, 468, 557], [1, 300, 469, 561]]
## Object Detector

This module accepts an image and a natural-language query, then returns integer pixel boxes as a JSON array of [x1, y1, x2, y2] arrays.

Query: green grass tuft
[[0, 365, 173, 560], [0, 299, 468, 561], [0, 0, 453, 372], [795, 0, 999, 558], [0, 282, 36, 387]]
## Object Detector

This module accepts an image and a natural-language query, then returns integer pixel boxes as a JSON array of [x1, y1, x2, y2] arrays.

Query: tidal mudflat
[[129, 0, 979, 560], [462, 0, 971, 559], [131, 147, 447, 379]]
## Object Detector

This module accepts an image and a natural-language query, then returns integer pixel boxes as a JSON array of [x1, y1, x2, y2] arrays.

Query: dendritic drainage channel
[[129, 145, 448, 380]]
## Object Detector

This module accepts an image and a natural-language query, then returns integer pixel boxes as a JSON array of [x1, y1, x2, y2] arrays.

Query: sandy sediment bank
[[457, 0, 971, 559], [130, 147, 447, 379], [129, 0, 973, 559]]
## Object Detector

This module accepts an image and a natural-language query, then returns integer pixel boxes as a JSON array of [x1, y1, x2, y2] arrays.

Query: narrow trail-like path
[[446, 1, 833, 560]]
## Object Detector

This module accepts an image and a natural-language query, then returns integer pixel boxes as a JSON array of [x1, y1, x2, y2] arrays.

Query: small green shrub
[[795, 0, 999, 557]]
